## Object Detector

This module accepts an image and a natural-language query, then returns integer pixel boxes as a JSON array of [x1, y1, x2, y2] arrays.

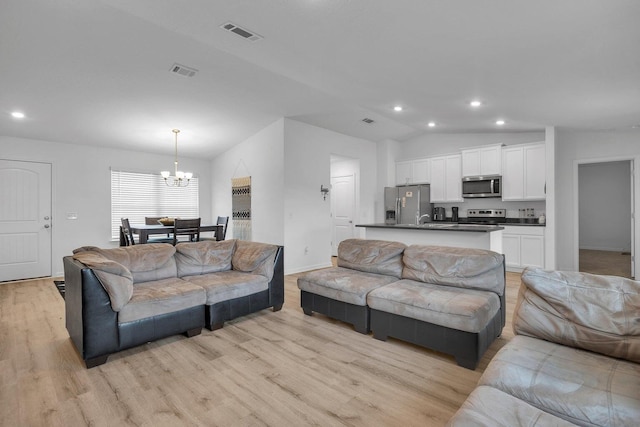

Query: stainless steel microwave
[[462, 175, 502, 198]]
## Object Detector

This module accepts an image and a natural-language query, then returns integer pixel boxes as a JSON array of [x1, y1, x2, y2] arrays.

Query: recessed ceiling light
[[11, 111, 25, 119], [393, 105, 403, 112], [427, 122, 436, 128], [469, 100, 482, 108], [496, 120, 505, 126]]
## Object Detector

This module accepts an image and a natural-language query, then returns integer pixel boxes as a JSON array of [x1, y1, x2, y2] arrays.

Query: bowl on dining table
[[158, 217, 175, 226]]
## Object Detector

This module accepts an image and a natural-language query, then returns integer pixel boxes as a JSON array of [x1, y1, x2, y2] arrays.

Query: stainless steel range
[[465, 209, 506, 224]]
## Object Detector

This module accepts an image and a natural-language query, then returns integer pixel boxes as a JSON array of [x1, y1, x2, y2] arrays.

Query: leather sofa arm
[[64, 256, 119, 365], [269, 246, 284, 310]]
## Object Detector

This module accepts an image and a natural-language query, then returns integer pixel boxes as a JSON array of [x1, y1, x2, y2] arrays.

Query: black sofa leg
[[207, 322, 224, 331], [85, 355, 109, 368], [353, 323, 369, 335], [372, 331, 388, 341], [302, 307, 313, 316], [272, 304, 283, 312], [455, 356, 478, 370], [184, 327, 202, 338]]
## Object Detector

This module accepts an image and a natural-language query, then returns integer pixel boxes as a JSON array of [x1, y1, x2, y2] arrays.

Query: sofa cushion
[[175, 239, 236, 277], [232, 240, 279, 280], [336, 238, 406, 278], [367, 279, 500, 333], [297, 267, 399, 306], [182, 270, 269, 305], [446, 386, 577, 427], [73, 244, 177, 284], [402, 245, 505, 296], [72, 250, 133, 312], [479, 335, 640, 427], [517, 267, 640, 362], [118, 277, 206, 323]]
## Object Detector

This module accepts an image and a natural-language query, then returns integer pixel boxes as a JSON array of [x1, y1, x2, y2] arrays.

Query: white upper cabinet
[[395, 158, 431, 185], [412, 158, 431, 184], [395, 160, 413, 186], [430, 154, 463, 203], [461, 144, 503, 177], [502, 142, 546, 201]]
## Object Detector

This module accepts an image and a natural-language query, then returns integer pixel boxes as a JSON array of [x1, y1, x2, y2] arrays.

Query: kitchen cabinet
[[430, 154, 463, 203], [395, 158, 430, 185], [461, 144, 503, 177], [412, 158, 431, 184], [395, 161, 412, 186], [502, 142, 546, 201], [502, 226, 545, 272]]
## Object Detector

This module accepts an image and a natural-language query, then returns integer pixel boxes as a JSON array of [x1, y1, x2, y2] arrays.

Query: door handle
[[44, 224, 50, 229], [44, 216, 50, 220]]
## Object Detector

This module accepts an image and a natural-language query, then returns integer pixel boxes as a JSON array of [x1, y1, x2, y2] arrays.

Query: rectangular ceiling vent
[[362, 118, 375, 124], [221, 22, 263, 42], [170, 63, 198, 77]]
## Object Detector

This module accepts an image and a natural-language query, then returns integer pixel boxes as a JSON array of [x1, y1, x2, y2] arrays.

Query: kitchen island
[[356, 223, 504, 253]]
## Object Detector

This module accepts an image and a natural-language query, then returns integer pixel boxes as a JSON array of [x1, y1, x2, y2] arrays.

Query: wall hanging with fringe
[[232, 176, 251, 240]]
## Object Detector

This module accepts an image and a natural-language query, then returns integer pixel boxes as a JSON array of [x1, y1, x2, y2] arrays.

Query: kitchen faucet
[[417, 213, 431, 225]]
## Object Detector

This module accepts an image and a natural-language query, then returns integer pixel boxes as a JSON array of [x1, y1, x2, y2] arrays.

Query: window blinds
[[110, 170, 199, 240]]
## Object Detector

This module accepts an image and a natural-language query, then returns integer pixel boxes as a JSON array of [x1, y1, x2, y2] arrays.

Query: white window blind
[[111, 170, 199, 240]]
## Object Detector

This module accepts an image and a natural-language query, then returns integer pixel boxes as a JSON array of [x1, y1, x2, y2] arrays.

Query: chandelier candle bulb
[[161, 129, 192, 187]]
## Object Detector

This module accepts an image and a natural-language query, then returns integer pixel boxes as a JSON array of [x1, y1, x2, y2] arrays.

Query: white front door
[[331, 174, 355, 256], [0, 160, 52, 281]]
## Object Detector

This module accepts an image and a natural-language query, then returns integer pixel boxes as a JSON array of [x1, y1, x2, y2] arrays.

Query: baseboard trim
[[285, 263, 332, 275]]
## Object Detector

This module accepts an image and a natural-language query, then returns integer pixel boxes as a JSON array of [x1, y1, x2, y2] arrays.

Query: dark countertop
[[355, 223, 504, 232]]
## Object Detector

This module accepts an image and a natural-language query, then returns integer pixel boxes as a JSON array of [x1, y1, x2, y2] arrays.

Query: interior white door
[[331, 174, 355, 256], [0, 160, 52, 281], [631, 160, 636, 279]]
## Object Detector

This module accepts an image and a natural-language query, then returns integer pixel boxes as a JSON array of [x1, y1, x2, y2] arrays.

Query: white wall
[[579, 161, 632, 252], [0, 135, 212, 277], [284, 119, 378, 274], [209, 119, 285, 246], [556, 129, 640, 270]]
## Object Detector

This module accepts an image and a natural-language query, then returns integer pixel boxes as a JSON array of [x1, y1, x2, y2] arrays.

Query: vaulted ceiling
[[1, 0, 639, 158]]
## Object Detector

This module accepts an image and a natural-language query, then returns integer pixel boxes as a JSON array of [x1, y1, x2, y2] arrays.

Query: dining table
[[126, 223, 224, 244]]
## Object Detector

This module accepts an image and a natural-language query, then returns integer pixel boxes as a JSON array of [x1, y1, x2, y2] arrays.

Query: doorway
[[577, 160, 634, 278], [330, 155, 359, 256], [0, 159, 52, 282]]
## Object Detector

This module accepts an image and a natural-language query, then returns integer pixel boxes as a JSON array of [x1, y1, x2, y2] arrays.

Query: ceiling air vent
[[170, 63, 198, 77], [221, 22, 263, 42], [362, 118, 375, 124]]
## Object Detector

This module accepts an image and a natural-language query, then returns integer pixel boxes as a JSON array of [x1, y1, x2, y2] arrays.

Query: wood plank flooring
[[0, 271, 521, 427]]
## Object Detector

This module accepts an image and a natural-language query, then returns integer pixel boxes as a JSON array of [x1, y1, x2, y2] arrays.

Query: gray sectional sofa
[[63, 239, 283, 368], [297, 238, 506, 369], [448, 267, 640, 427]]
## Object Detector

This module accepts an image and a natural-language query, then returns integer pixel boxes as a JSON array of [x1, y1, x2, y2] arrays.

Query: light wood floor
[[0, 271, 522, 427], [579, 249, 633, 278]]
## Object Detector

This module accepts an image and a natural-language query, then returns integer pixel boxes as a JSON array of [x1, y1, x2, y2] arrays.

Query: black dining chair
[[172, 218, 201, 245], [146, 216, 173, 240], [201, 216, 229, 241], [216, 216, 229, 240], [120, 218, 137, 246]]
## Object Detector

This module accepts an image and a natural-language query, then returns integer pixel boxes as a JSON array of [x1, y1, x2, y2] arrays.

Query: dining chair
[[121, 218, 137, 246], [172, 218, 201, 245], [216, 216, 229, 240], [201, 215, 229, 241], [145, 216, 174, 240]]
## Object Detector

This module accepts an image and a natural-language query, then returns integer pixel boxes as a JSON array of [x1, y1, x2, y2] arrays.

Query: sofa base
[[300, 291, 370, 334], [370, 308, 503, 370], [206, 289, 273, 331]]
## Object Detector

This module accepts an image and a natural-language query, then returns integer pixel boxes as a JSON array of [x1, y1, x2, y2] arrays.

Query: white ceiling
[[1, 0, 639, 158]]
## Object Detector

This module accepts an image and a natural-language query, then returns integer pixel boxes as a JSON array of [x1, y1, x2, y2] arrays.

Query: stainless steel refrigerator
[[384, 185, 434, 225]]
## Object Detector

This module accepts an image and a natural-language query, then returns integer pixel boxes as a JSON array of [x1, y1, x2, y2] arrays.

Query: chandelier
[[161, 129, 192, 187]]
